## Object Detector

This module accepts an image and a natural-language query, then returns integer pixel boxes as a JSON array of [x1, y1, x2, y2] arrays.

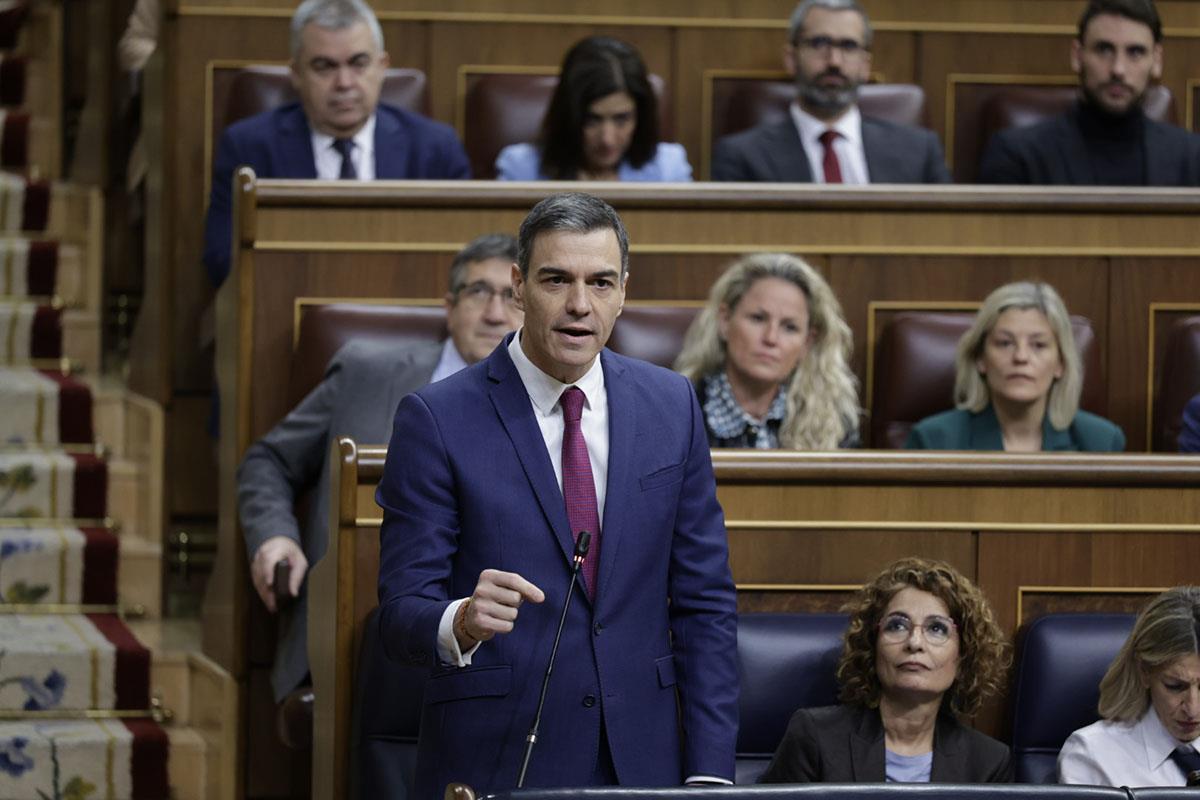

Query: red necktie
[[560, 387, 600, 600], [819, 129, 843, 184]]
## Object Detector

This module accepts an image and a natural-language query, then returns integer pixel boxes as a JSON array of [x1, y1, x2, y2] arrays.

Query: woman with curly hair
[[674, 253, 859, 449], [1059, 587, 1200, 786], [761, 557, 1012, 783]]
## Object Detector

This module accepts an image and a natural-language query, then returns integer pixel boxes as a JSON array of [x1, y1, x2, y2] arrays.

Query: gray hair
[[517, 193, 629, 278], [953, 281, 1083, 430], [290, 0, 384, 60], [788, 0, 873, 48], [1098, 587, 1200, 722], [449, 233, 518, 294], [674, 253, 860, 450]]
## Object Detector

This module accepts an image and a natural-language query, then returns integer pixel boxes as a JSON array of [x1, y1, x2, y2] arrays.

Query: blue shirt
[[886, 749, 933, 783], [495, 141, 693, 181]]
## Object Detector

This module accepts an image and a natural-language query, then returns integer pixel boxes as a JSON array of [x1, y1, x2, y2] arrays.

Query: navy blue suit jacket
[[375, 342, 739, 797], [203, 102, 470, 287]]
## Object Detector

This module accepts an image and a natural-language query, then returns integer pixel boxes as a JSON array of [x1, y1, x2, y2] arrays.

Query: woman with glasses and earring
[[760, 557, 1013, 783]]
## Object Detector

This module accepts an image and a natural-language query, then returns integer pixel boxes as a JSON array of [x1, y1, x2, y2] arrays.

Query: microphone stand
[[516, 531, 591, 789]]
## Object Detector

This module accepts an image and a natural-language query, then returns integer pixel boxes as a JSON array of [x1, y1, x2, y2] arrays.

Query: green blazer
[[904, 405, 1125, 451]]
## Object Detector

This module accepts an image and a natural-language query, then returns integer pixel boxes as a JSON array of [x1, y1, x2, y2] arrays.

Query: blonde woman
[[1059, 587, 1200, 787], [906, 281, 1123, 451], [674, 253, 859, 449]]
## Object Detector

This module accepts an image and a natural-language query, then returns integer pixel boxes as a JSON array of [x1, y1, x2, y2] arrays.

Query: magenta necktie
[[819, 129, 843, 184], [560, 386, 600, 600]]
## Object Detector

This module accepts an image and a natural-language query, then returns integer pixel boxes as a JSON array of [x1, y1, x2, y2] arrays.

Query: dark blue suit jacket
[[375, 342, 739, 797], [203, 101, 470, 287]]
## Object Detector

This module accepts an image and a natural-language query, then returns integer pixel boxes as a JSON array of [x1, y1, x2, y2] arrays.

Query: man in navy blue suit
[[202, 0, 470, 287], [376, 193, 739, 796]]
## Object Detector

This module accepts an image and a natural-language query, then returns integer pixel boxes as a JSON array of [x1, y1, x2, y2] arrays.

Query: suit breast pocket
[[639, 463, 685, 492]]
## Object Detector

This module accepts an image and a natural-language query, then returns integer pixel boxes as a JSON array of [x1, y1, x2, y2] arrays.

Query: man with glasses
[[237, 233, 521, 708], [979, 0, 1200, 185], [712, 0, 950, 184]]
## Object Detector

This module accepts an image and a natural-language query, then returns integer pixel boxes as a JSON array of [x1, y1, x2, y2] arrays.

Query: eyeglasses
[[796, 36, 868, 57], [456, 281, 518, 309], [878, 613, 957, 647]]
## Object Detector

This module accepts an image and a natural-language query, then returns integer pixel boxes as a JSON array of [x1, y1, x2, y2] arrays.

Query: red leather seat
[[1154, 316, 1200, 451], [710, 79, 928, 144], [289, 302, 701, 406], [870, 312, 1104, 449], [461, 72, 670, 180]]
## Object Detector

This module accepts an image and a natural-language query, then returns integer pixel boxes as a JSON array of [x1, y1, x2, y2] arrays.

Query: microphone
[[516, 530, 591, 789]]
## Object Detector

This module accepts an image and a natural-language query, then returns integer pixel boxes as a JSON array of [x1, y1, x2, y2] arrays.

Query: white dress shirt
[[429, 338, 469, 384], [309, 114, 376, 180], [436, 330, 607, 667], [789, 101, 870, 184], [1058, 707, 1200, 786]]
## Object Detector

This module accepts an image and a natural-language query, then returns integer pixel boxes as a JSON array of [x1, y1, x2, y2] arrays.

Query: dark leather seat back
[[1010, 613, 1135, 784], [959, 84, 1175, 182], [223, 65, 429, 132], [289, 303, 446, 406], [462, 72, 671, 179], [350, 606, 427, 799], [710, 79, 928, 144], [870, 312, 1103, 449], [606, 305, 700, 368], [736, 613, 847, 784], [1154, 316, 1200, 451]]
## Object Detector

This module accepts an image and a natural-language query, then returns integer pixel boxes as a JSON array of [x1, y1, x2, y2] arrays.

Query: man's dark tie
[[332, 138, 357, 179], [819, 129, 843, 184], [1170, 745, 1200, 785], [560, 386, 600, 601]]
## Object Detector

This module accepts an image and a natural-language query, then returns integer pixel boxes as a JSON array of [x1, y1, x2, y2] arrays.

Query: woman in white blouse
[[1059, 587, 1200, 786]]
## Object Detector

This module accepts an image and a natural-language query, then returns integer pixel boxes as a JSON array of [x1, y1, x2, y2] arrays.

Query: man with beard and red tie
[[979, 0, 1200, 186], [711, 0, 950, 184]]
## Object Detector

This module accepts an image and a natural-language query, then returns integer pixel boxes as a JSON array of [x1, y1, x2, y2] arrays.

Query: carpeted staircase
[[0, 7, 176, 796]]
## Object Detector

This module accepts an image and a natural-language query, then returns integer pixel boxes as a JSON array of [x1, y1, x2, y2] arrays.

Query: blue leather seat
[[1009, 613, 1136, 783], [736, 613, 848, 784]]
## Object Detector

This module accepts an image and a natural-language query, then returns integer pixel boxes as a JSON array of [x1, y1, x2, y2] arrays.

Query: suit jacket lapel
[[276, 105, 318, 178], [930, 712, 965, 781], [384, 340, 441, 425], [850, 707, 886, 781], [373, 106, 408, 178], [486, 344, 576, 569], [596, 351, 632, 608], [763, 118, 814, 182], [968, 406, 1006, 450], [1142, 120, 1176, 186], [862, 118, 894, 182]]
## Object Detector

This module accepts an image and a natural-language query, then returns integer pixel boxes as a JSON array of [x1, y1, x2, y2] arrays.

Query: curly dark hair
[[836, 557, 1010, 716]]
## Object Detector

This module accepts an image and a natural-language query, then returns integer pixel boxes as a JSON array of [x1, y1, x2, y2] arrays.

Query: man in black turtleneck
[[978, 0, 1200, 186]]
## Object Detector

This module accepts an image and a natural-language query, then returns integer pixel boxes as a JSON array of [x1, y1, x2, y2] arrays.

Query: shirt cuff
[[684, 775, 732, 785], [436, 598, 481, 666]]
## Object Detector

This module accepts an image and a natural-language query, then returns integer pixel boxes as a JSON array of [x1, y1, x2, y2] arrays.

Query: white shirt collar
[[1137, 705, 1200, 772], [310, 113, 376, 179], [507, 329, 606, 416], [790, 100, 862, 151]]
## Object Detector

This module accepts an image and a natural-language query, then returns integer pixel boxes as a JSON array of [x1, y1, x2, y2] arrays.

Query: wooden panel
[[1109, 258, 1200, 452]]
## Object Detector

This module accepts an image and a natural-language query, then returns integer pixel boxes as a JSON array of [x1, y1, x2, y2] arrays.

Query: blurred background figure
[[761, 557, 1012, 783], [674, 253, 858, 449], [495, 35, 692, 181], [906, 281, 1124, 451], [1059, 586, 1200, 786]]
